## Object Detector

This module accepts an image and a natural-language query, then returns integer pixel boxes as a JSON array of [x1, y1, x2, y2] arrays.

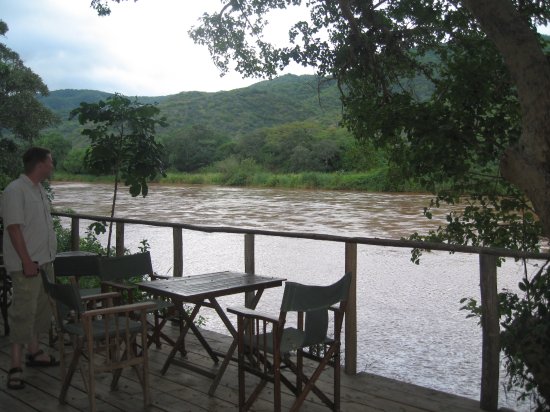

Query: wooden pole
[[244, 233, 255, 308], [344, 242, 357, 375], [70, 217, 80, 251], [479, 253, 500, 411], [115, 222, 125, 257], [173, 227, 183, 277]]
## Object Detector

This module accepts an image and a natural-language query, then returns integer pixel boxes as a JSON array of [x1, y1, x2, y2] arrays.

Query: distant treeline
[[44, 119, 402, 191], [36, 74, 436, 191]]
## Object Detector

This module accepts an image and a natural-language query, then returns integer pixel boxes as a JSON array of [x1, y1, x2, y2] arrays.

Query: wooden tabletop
[[137, 271, 284, 301]]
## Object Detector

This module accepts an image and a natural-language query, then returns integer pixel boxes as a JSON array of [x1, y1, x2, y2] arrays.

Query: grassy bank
[[53, 169, 423, 192]]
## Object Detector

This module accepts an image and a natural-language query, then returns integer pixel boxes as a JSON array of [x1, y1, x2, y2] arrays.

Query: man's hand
[[22, 260, 39, 277]]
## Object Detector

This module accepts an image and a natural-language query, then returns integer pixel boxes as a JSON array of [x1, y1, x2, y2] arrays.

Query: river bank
[[52, 168, 425, 192]]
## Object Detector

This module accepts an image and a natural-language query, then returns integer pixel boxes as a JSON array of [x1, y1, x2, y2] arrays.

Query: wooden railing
[[53, 211, 550, 411]]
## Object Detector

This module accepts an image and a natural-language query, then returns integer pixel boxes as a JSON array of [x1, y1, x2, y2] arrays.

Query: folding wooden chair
[[54, 252, 101, 296], [98, 251, 183, 350], [41, 269, 155, 412], [51, 253, 101, 346], [228, 272, 352, 411]]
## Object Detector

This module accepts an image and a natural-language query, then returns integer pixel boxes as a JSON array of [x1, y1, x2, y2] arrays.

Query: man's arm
[[6, 224, 39, 277]]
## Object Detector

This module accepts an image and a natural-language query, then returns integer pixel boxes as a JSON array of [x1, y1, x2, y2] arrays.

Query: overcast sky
[[1, 0, 313, 96], [2, 1, 549, 97]]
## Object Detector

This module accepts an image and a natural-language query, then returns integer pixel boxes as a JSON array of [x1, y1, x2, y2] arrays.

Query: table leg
[[161, 301, 220, 375], [161, 302, 201, 375], [208, 289, 265, 395]]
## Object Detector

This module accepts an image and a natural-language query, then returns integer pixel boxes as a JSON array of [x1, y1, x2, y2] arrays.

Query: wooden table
[[137, 271, 284, 394]]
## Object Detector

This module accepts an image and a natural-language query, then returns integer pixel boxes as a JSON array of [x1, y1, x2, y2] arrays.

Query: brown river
[[51, 182, 534, 410]]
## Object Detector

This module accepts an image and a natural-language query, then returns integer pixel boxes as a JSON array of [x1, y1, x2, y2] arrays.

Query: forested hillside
[[40, 74, 342, 139], [38, 74, 387, 177]]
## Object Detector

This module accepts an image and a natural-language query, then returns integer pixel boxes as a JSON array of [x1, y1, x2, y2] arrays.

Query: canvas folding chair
[[54, 253, 101, 296], [51, 253, 101, 346], [41, 269, 155, 412], [228, 272, 351, 412], [98, 251, 183, 350]]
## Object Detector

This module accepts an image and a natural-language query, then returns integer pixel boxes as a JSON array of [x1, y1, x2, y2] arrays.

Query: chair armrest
[[227, 306, 280, 324], [83, 301, 157, 318], [81, 291, 120, 302], [101, 280, 136, 291], [151, 273, 170, 280]]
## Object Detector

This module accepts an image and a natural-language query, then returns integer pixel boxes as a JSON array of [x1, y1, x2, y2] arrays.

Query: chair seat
[[65, 318, 143, 340], [80, 287, 101, 297], [248, 327, 334, 354]]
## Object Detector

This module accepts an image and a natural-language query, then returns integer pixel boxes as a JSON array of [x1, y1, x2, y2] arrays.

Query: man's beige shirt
[[1, 174, 57, 272]]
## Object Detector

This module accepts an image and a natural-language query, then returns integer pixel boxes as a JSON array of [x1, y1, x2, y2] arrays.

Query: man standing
[[1, 147, 59, 390]]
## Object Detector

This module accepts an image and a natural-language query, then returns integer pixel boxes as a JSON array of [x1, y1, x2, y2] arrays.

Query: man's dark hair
[[22, 147, 51, 174]]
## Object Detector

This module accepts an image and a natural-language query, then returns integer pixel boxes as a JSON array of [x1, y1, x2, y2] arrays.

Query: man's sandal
[[7, 367, 25, 390], [25, 349, 60, 367]]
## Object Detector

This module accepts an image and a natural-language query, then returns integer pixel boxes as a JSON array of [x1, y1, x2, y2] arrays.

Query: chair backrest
[[54, 254, 100, 278], [41, 269, 84, 318], [98, 252, 154, 282], [280, 272, 352, 346]]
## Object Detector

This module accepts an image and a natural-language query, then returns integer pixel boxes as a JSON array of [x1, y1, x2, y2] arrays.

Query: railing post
[[173, 227, 183, 277], [115, 221, 125, 257], [345, 242, 357, 375], [479, 253, 499, 411], [244, 233, 255, 308], [70, 217, 80, 251]]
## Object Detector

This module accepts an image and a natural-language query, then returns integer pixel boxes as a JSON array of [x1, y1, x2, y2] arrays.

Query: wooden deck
[[0, 320, 483, 411]]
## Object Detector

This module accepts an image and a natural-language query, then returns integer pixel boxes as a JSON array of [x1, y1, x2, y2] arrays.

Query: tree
[[61, 147, 89, 174], [35, 133, 71, 169], [0, 138, 20, 190], [162, 124, 229, 172], [70, 94, 167, 254], [0, 20, 58, 145]]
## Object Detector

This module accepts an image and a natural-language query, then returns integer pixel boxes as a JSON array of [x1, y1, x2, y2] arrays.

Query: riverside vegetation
[[36, 75, 420, 192]]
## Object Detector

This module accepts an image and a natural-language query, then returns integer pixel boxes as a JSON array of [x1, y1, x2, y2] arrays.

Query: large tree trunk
[[462, 0, 550, 238]]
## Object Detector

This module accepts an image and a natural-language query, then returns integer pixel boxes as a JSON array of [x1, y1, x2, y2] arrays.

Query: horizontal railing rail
[[52, 211, 550, 259], [53, 210, 550, 411]]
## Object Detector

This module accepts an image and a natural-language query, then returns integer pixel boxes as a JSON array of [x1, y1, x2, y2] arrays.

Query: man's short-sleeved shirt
[[1, 174, 57, 272]]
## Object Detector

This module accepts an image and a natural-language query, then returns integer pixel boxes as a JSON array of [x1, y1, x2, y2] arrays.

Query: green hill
[[40, 74, 342, 141]]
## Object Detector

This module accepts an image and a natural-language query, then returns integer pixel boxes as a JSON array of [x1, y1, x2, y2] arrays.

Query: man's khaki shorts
[[8, 262, 54, 344]]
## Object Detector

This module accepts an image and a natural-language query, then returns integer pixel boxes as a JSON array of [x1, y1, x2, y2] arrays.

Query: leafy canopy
[[70, 94, 167, 197]]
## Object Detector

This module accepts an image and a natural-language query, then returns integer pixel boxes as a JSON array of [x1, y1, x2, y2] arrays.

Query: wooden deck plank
[[0, 318, 483, 412]]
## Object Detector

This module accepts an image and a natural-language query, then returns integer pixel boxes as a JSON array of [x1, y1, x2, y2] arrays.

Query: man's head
[[23, 147, 54, 181]]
